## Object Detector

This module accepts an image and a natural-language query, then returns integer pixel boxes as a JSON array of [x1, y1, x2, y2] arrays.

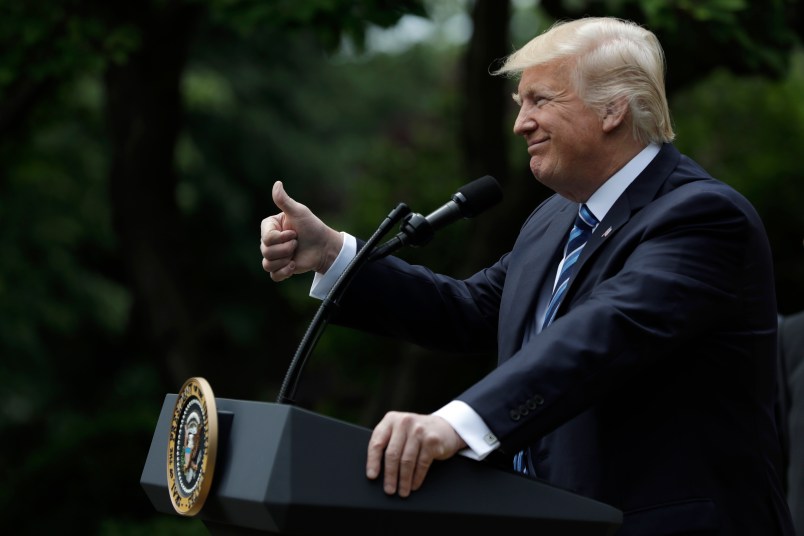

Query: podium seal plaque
[[167, 377, 218, 516]]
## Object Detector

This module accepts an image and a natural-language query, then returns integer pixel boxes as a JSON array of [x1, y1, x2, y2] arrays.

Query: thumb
[[272, 180, 305, 216]]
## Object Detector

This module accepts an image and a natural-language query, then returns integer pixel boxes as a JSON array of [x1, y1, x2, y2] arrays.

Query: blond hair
[[495, 17, 675, 143]]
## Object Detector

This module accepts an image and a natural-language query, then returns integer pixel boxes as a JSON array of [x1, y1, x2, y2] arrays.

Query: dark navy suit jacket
[[334, 144, 794, 535], [779, 310, 804, 535]]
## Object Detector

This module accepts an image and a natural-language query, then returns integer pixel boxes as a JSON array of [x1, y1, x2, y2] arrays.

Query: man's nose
[[513, 109, 535, 135]]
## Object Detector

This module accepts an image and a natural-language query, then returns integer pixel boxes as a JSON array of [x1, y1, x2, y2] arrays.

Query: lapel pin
[[601, 226, 613, 239]]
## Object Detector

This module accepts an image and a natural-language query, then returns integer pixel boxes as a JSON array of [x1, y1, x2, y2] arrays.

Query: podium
[[141, 395, 622, 535]]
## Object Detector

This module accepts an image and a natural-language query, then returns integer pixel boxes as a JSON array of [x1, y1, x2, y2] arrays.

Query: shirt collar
[[585, 142, 660, 222]]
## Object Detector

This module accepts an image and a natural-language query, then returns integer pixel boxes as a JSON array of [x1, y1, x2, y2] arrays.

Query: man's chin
[[529, 159, 543, 181]]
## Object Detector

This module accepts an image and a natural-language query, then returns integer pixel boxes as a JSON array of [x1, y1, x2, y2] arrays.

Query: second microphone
[[369, 175, 503, 261]]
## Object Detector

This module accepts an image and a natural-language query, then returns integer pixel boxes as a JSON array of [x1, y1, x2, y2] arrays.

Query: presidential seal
[[167, 377, 218, 516]]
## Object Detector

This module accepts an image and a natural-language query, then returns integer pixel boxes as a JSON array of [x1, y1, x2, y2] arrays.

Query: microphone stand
[[276, 202, 411, 405]]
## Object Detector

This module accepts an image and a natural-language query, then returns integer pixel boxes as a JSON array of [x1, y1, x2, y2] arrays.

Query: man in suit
[[260, 17, 793, 535], [780, 309, 804, 535]]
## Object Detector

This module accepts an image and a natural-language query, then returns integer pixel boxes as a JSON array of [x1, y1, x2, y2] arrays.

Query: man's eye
[[513, 93, 549, 108]]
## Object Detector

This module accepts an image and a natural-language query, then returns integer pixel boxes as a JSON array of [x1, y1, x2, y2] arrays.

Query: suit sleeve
[[458, 182, 778, 452]]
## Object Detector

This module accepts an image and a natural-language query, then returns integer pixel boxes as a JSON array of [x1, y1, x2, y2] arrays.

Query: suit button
[[509, 409, 521, 421], [532, 395, 544, 405], [526, 399, 537, 410], [518, 403, 529, 415]]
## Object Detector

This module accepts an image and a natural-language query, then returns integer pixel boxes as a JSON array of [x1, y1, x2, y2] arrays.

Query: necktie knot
[[576, 203, 598, 232]]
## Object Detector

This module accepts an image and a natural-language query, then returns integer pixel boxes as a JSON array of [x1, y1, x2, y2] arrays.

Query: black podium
[[141, 395, 622, 535]]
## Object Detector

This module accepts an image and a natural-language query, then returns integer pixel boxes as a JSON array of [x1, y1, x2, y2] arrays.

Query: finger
[[272, 181, 307, 217], [260, 236, 297, 276], [366, 418, 392, 482], [410, 457, 433, 492], [381, 414, 412, 496], [268, 261, 296, 281], [410, 435, 438, 493], [396, 431, 422, 498], [260, 214, 282, 236], [260, 237, 297, 262], [260, 222, 297, 246], [261, 255, 291, 275], [382, 433, 405, 496]]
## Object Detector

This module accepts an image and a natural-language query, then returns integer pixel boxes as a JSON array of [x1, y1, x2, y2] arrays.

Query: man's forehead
[[515, 70, 551, 94], [516, 63, 568, 91]]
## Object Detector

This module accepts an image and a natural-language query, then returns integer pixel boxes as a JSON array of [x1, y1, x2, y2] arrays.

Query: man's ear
[[602, 96, 629, 133]]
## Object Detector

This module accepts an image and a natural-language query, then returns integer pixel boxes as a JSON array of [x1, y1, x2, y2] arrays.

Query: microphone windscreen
[[457, 175, 503, 217]]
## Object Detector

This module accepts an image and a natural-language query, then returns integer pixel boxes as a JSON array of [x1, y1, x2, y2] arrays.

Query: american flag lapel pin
[[601, 226, 613, 239]]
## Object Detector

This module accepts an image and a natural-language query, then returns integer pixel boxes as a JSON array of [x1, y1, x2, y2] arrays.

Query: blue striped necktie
[[542, 203, 599, 329], [513, 203, 598, 475]]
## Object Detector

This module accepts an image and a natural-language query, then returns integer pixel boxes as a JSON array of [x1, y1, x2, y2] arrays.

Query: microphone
[[369, 175, 502, 260]]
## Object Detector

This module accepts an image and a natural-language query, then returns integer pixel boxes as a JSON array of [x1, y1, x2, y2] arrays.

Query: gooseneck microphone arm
[[276, 202, 411, 405], [276, 175, 502, 405]]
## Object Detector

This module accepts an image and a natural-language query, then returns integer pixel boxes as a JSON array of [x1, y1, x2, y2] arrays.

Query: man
[[260, 17, 793, 535], [779, 307, 804, 535]]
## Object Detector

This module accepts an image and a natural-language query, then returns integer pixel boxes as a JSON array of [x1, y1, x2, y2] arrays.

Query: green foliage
[[640, 0, 749, 21], [178, 18, 472, 415], [1, 0, 803, 533], [0, 1, 140, 94], [0, 1, 432, 532], [203, 0, 427, 50], [0, 73, 121, 412], [542, 0, 801, 90], [672, 49, 804, 313], [98, 516, 207, 536]]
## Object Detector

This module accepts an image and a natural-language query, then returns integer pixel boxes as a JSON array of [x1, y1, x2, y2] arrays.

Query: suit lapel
[[500, 144, 682, 352], [500, 199, 576, 360], [557, 143, 681, 315]]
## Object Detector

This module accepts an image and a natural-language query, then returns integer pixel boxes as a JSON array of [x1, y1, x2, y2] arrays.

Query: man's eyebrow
[[512, 92, 522, 106]]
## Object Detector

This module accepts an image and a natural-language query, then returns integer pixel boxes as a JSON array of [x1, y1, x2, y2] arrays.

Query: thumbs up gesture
[[260, 181, 344, 282]]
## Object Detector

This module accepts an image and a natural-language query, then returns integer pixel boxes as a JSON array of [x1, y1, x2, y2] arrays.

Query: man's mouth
[[527, 139, 547, 154]]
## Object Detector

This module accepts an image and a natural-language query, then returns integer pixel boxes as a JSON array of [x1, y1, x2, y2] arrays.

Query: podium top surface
[[142, 395, 622, 535]]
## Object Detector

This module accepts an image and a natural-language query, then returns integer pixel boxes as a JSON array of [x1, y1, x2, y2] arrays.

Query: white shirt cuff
[[433, 400, 499, 461], [310, 233, 357, 299]]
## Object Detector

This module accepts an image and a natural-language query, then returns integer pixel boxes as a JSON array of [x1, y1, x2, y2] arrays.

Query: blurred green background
[[1, 0, 802, 533]]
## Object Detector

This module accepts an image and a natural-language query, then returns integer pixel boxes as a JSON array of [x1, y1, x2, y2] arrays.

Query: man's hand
[[260, 181, 343, 281], [366, 411, 467, 498]]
